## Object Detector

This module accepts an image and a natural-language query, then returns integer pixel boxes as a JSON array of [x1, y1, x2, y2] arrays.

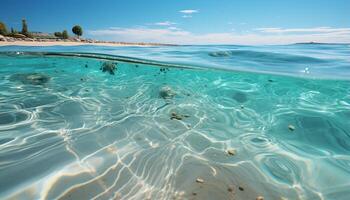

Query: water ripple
[[0, 50, 349, 200]]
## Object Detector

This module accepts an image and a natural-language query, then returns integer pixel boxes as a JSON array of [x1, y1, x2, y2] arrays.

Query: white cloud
[[179, 9, 198, 14], [88, 26, 350, 45], [179, 9, 198, 18], [88, 27, 189, 44], [168, 26, 180, 30], [154, 21, 176, 26]]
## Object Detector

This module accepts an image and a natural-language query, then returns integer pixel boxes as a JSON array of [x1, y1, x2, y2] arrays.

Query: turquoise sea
[[0, 44, 350, 200]]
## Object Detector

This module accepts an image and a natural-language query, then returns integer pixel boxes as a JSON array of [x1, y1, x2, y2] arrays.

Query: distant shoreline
[[0, 41, 172, 47], [0, 36, 177, 47]]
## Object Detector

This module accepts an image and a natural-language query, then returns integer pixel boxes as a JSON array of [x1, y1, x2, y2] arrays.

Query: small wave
[[208, 50, 329, 64]]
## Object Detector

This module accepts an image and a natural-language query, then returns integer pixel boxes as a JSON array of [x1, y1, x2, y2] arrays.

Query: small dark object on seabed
[[233, 91, 248, 103], [238, 186, 244, 191], [227, 149, 236, 156], [170, 112, 190, 120], [100, 61, 117, 75], [9, 73, 50, 85], [171, 113, 182, 120], [85, 64, 88, 68], [160, 67, 170, 73], [288, 125, 295, 131], [53, 69, 64, 73], [268, 79, 274, 82], [227, 185, 234, 192]]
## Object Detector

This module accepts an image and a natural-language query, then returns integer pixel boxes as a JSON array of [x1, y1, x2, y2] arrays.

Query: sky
[[0, 0, 349, 44]]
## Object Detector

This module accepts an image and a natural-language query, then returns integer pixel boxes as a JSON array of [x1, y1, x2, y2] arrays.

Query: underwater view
[[0, 44, 350, 200]]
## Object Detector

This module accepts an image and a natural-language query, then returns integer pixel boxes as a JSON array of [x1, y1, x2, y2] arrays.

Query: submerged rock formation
[[159, 86, 176, 99], [9, 73, 50, 85], [170, 112, 190, 120], [100, 61, 117, 75], [232, 91, 248, 103], [208, 51, 232, 57]]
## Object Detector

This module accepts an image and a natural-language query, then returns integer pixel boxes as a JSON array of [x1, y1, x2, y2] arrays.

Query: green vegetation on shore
[[54, 30, 69, 39], [21, 19, 29, 36], [0, 22, 7, 35], [72, 25, 83, 38], [0, 19, 83, 40], [0, 19, 175, 45], [62, 30, 69, 39]]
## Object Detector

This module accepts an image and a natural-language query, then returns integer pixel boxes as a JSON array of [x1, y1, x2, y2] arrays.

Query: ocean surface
[[0, 44, 349, 200]]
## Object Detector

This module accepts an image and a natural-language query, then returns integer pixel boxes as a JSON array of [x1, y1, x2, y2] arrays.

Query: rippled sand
[[0, 52, 350, 200]]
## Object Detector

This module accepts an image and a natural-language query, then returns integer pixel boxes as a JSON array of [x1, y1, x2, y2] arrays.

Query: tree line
[[54, 25, 83, 39], [0, 19, 83, 39], [0, 19, 30, 37]]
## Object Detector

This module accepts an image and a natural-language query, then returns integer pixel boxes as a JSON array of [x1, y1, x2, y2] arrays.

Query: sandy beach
[[0, 41, 161, 47]]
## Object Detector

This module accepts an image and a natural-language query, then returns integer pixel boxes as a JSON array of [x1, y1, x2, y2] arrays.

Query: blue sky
[[1, 0, 349, 44]]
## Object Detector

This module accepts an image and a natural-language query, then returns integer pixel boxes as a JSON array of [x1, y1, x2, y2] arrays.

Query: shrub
[[11, 33, 26, 38], [6, 28, 19, 37], [54, 32, 63, 38], [72, 25, 83, 38], [0, 21, 8, 35], [62, 30, 69, 39]]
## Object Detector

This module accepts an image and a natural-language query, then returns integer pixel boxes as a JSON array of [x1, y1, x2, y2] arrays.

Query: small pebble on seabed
[[227, 149, 236, 156], [227, 185, 234, 192], [288, 125, 295, 131], [196, 178, 204, 183], [256, 196, 264, 200]]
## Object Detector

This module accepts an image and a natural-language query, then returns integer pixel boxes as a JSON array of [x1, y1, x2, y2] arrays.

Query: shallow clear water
[[1, 44, 350, 79], [0, 45, 350, 200]]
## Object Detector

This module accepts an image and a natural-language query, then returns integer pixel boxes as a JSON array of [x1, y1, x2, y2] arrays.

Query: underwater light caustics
[[0, 45, 349, 200]]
